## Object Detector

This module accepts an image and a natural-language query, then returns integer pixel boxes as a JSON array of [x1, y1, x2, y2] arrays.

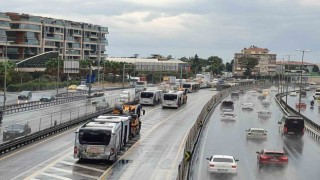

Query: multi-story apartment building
[[0, 12, 108, 64], [0, 12, 11, 58], [233, 45, 277, 76]]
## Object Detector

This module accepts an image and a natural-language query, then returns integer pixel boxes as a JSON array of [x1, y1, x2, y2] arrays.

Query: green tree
[[45, 58, 63, 76], [237, 57, 259, 76], [312, 65, 319, 72], [0, 61, 16, 88], [225, 60, 234, 72], [191, 54, 202, 74], [208, 56, 224, 75]]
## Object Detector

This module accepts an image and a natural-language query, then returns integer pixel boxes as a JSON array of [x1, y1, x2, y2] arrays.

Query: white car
[[207, 155, 238, 174], [257, 110, 272, 118], [261, 100, 271, 106], [289, 91, 298, 96], [221, 112, 237, 121], [76, 85, 88, 91], [242, 103, 254, 110], [246, 128, 267, 139], [248, 91, 258, 96]]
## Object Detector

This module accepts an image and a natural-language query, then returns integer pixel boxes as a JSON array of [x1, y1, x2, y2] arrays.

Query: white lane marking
[[24, 147, 73, 180], [50, 166, 99, 179], [60, 160, 105, 173], [40, 172, 72, 180], [0, 126, 78, 161], [99, 94, 210, 179]]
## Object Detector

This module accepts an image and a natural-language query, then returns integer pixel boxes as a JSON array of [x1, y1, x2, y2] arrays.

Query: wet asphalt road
[[0, 88, 216, 180], [0, 88, 135, 143], [283, 89, 320, 125], [191, 90, 320, 180]]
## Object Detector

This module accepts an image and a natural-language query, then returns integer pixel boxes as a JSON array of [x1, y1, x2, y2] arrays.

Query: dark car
[[300, 90, 307, 98], [40, 95, 55, 102], [18, 91, 32, 100], [3, 123, 32, 141], [256, 149, 288, 167], [220, 101, 234, 112], [231, 92, 239, 99], [278, 115, 305, 137]]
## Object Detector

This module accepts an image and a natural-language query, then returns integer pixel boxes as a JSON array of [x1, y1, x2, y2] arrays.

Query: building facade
[[233, 45, 277, 76], [106, 57, 191, 73], [0, 12, 108, 64], [276, 61, 318, 74]]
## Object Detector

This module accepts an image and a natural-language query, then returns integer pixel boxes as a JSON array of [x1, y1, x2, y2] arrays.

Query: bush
[[7, 81, 80, 92]]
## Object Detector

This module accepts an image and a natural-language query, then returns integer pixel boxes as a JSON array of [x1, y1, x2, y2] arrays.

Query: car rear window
[[212, 158, 234, 163], [265, 152, 285, 156], [251, 130, 264, 134]]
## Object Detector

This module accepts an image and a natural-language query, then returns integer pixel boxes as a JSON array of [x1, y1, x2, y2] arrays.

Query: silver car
[[246, 128, 267, 139], [257, 110, 272, 118]]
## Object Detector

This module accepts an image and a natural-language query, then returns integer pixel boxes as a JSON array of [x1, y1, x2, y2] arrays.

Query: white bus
[[162, 91, 187, 108], [139, 90, 162, 106], [182, 82, 200, 93], [74, 116, 131, 162]]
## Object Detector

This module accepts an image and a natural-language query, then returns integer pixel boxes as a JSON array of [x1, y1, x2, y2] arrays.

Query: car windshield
[[224, 113, 234, 116], [244, 103, 253, 106], [259, 111, 269, 114], [212, 158, 234, 163], [6, 124, 25, 131]]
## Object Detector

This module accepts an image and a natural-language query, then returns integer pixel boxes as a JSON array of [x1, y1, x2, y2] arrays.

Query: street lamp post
[[296, 49, 311, 114], [283, 54, 293, 110], [56, 47, 60, 98]]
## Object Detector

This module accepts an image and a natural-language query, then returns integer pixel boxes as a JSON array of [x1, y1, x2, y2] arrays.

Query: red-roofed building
[[233, 45, 277, 76]]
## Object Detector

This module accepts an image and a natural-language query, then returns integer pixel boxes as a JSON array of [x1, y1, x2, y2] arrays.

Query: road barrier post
[[51, 114, 53, 127], [39, 118, 41, 131]]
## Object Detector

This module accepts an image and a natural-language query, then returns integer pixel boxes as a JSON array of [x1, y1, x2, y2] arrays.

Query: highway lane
[[191, 89, 320, 180], [0, 88, 136, 143], [283, 89, 320, 125], [101, 89, 218, 180], [0, 88, 216, 180]]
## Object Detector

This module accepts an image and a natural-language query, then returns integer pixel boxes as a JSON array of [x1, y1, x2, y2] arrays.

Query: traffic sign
[[184, 150, 191, 161]]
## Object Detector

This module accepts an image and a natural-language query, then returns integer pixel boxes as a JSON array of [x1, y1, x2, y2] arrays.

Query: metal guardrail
[[275, 92, 320, 141], [0, 86, 133, 115], [176, 81, 266, 180], [2, 96, 87, 115], [0, 106, 113, 156]]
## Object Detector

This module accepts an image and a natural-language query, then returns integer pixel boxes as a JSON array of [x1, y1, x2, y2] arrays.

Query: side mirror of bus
[[278, 121, 282, 124], [143, 109, 145, 115]]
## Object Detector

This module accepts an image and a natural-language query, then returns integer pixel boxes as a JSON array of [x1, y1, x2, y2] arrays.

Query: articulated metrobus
[[182, 82, 200, 93], [139, 90, 162, 106], [162, 90, 187, 108]]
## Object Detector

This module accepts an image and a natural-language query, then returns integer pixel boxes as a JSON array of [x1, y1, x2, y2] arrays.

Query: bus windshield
[[79, 129, 111, 145], [182, 84, 191, 88], [141, 92, 154, 98], [164, 94, 177, 100]]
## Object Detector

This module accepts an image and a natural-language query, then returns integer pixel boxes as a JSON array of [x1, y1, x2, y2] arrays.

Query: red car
[[256, 149, 288, 167]]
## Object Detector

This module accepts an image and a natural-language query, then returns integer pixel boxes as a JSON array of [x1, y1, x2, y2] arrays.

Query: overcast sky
[[2, 0, 320, 63]]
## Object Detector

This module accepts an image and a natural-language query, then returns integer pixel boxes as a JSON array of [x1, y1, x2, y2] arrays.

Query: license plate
[[218, 169, 227, 172], [288, 132, 294, 135], [86, 146, 104, 154]]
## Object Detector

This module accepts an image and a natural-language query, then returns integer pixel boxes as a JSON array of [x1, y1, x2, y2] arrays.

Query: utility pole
[[296, 49, 311, 114], [88, 63, 92, 96], [283, 54, 293, 109]]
